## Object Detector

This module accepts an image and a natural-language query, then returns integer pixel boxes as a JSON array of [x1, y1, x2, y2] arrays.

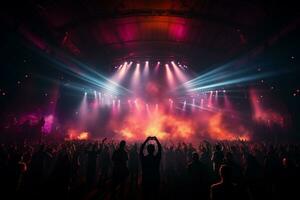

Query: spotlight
[[84, 92, 87, 96]]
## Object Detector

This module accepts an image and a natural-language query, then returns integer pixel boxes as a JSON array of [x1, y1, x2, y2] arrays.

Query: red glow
[[66, 129, 89, 140], [113, 108, 195, 141], [208, 113, 249, 141], [169, 21, 187, 41], [107, 98, 251, 142], [146, 81, 160, 96], [250, 89, 285, 127]]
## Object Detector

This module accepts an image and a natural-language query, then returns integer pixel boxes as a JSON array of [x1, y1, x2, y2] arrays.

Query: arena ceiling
[[1, 0, 298, 71]]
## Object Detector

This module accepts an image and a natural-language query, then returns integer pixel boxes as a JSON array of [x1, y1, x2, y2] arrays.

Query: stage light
[[183, 100, 187, 111], [134, 99, 140, 110], [155, 61, 160, 73], [181, 58, 282, 93], [51, 53, 131, 95], [131, 63, 141, 88], [171, 61, 188, 83], [127, 61, 133, 71], [165, 64, 175, 88], [143, 60, 150, 77], [146, 104, 150, 115], [208, 91, 213, 107], [84, 92, 87, 95], [117, 99, 121, 110]]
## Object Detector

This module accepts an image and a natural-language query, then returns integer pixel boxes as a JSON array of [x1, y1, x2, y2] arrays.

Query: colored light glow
[[155, 61, 160, 73], [208, 113, 249, 141], [64, 58, 284, 142], [42, 115, 54, 134], [171, 61, 188, 82], [143, 61, 150, 77], [131, 63, 141, 88], [250, 89, 285, 127], [114, 108, 195, 141], [38, 48, 131, 95], [109, 97, 251, 142], [78, 132, 89, 140], [67, 129, 89, 140], [183, 100, 186, 111], [165, 64, 175, 88]]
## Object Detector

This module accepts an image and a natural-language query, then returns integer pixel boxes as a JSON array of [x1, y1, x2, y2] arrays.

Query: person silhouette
[[211, 144, 224, 174], [188, 152, 210, 199], [210, 164, 238, 200], [128, 143, 139, 187], [140, 136, 162, 200], [111, 140, 129, 199]]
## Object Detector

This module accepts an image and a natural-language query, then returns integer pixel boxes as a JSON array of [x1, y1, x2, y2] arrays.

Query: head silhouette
[[219, 164, 232, 182], [192, 152, 199, 162], [225, 152, 233, 162], [215, 144, 222, 151], [147, 144, 155, 155], [119, 140, 126, 150]]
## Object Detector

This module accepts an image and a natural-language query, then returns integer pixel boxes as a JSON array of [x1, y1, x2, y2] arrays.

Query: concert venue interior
[[1, 1, 299, 200]]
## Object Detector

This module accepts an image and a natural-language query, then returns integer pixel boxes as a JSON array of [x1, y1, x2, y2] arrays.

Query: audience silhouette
[[1, 138, 300, 200], [140, 136, 162, 200], [111, 140, 129, 199], [210, 164, 238, 200]]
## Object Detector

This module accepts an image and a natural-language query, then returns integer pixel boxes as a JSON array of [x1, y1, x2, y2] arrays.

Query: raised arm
[[153, 136, 162, 158], [140, 136, 151, 158]]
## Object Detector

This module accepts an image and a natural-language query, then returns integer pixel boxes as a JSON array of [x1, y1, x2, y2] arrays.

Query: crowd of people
[[0, 136, 299, 200]]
